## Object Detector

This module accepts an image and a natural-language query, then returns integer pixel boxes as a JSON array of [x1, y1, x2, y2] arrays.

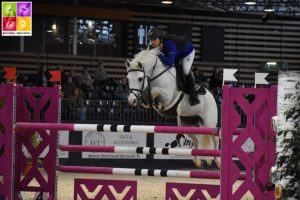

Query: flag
[[4, 67, 16, 80], [223, 69, 238, 85], [255, 73, 269, 85], [49, 70, 61, 82]]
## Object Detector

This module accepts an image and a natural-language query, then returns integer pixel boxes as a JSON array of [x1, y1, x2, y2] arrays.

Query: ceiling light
[[266, 61, 277, 65], [52, 23, 57, 30], [161, 0, 173, 4], [245, 0, 256, 5], [264, 4, 274, 12], [264, 8, 274, 12]]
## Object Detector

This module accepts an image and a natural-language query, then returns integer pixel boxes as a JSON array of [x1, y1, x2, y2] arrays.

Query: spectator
[[68, 70, 80, 87], [62, 76, 76, 98], [93, 60, 109, 87], [60, 91, 68, 121], [65, 88, 85, 120], [79, 68, 94, 98], [114, 78, 129, 100], [57, 64, 68, 85], [197, 70, 209, 88], [35, 65, 52, 87], [209, 67, 222, 92]]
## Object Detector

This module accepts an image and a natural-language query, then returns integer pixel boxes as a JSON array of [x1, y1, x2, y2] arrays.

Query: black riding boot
[[185, 72, 200, 106]]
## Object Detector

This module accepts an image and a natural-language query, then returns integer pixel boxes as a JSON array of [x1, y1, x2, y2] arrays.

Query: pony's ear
[[125, 59, 130, 68], [138, 62, 142, 69]]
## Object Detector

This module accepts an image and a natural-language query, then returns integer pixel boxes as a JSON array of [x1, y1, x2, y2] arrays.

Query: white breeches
[[182, 49, 195, 75]]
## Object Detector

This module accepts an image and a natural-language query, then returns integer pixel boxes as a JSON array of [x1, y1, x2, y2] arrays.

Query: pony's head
[[125, 48, 160, 106]]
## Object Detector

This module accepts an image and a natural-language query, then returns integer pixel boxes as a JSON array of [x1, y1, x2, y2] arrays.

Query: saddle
[[175, 62, 206, 95]]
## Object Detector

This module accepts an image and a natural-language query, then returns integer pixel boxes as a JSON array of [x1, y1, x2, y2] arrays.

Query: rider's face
[[150, 38, 160, 48]]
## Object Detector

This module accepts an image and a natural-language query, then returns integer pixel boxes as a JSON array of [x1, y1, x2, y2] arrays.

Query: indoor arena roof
[[33, 0, 300, 18]]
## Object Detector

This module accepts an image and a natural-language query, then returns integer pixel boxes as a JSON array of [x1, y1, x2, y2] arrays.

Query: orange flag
[[49, 70, 61, 82], [4, 67, 16, 80]]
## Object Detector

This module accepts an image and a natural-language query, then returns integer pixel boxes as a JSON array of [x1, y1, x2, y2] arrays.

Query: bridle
[[127, 57, 173, 106]]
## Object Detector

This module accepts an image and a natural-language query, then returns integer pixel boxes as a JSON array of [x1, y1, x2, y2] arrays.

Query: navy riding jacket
[[159, 39, 194, 66]]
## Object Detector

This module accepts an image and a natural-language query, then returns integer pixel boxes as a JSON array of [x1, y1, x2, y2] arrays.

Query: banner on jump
[[81, 131, 147, 159]]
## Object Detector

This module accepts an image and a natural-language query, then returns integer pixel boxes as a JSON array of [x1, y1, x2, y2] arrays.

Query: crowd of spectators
[[1, 63, 226, 122]]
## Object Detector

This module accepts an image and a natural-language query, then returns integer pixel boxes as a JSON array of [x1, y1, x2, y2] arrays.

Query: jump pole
[[59, 145, 221, 157], [58, 165, 246, 180], [17, 122, 217, 135]]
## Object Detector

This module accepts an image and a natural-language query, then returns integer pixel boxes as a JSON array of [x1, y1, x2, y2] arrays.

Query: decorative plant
[[274, 95, 300, 199], [30, 131, 40, 149]]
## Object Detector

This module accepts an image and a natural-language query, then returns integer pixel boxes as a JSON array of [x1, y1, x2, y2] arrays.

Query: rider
[[147, 27, 200, 106]]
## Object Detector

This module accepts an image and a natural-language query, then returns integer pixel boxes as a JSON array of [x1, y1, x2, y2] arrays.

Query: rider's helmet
[[148, 27, 165, 41]]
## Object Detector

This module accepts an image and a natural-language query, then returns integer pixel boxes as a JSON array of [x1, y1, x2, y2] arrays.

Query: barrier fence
[[0, 84, 277, 200]]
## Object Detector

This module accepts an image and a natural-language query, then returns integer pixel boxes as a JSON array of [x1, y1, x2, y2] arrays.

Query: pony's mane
[[129, 48, 160, 70]]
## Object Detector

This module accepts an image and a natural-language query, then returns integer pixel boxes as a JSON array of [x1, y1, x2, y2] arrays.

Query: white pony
[[126, 47, 219, 168]]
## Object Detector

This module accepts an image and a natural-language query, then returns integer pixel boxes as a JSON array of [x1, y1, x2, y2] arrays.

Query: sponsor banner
[[154, 133, 215, 160], [82, 131, 146, 159], [57, 131, 69, 158]]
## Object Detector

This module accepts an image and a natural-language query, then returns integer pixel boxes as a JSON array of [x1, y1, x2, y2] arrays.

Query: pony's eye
[[138, 77, 143, 82]]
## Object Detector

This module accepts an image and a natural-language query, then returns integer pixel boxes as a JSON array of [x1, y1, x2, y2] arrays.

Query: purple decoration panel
[[0, 84, 14, 199], [14, 86, 59, 199], [74, 179, 137, 200], [166, 182, 220, 200], [221, 86, 277, 200]]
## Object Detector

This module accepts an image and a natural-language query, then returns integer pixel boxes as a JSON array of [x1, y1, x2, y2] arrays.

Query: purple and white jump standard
[[17, 122, 217, 135], [60, 145, 221, 157]]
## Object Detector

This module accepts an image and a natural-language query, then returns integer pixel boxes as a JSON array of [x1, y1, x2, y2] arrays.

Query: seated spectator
[[56, 64, 68, 85], [35, 65, 53, 87], [197, 70, 209, 88], [93, 60, 109, 87], [62, 76, 76, 98], [60, 91, 68, 121], [114, 78, 129, 100], [68, 70, 81, 88], [209, 68, 222, 92], [79, 68, 94, 98], [65, 88, 85, 121]]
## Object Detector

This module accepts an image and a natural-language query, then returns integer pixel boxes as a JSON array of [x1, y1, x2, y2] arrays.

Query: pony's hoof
[[206, 159, 212, 167], [214, 157, 221, 169], [193, 158, 202, 168]]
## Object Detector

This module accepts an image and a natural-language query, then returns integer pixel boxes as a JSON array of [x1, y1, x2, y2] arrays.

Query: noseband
[[127, 67, 147, 101]]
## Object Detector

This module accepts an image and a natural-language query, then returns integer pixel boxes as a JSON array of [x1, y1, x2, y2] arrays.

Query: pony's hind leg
[[213, 131, 221, 168], [187, 134, 202, 168], [178, 116, 205, 168]]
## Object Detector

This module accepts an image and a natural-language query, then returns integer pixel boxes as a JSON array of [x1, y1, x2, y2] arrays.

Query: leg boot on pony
[[185, 72, 200, 106]]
